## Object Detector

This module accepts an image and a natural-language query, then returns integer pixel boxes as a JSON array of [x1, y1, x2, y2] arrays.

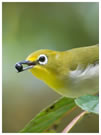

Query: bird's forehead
[[26, 49, 56, 61]]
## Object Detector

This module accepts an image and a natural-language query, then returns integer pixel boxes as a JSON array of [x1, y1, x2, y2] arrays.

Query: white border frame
[[1, 1, 100, 135]]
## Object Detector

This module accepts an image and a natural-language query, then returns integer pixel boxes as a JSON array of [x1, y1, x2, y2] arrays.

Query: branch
[[62, 111, 88, 133]]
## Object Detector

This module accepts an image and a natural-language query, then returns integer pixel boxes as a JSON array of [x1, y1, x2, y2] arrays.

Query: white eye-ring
[[38, 54, 48, 65]]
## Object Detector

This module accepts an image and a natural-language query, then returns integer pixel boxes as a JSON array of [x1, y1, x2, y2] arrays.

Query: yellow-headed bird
[[15, 45, 99, 98]]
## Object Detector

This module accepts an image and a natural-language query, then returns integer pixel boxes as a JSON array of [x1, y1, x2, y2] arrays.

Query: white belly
[[58, 64, 99, 98], [68, 64, 99, 97]]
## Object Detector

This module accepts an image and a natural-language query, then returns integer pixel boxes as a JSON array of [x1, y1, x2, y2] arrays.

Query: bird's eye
[[38, 54, 48, 65]]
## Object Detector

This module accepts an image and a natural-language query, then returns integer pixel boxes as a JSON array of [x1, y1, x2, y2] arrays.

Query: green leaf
[[75, 95, 99, 114], [20, 97, 76, 133]]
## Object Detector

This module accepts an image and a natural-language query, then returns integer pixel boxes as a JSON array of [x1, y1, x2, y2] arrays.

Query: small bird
[[15, 45, 99, 98]]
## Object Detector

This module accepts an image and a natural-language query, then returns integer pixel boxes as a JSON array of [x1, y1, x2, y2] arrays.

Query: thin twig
[[62, 111, 88, 133]]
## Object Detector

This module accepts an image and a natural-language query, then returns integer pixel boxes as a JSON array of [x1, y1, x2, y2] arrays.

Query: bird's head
[[15, 50, 62, 83]]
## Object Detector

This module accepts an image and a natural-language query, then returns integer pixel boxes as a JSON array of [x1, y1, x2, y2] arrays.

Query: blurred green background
[[2, 2, 99, 133]]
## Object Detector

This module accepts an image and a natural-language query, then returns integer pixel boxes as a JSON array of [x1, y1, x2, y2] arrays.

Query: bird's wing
[[68, 62, 99, 96], [69, 60, 99, 85]]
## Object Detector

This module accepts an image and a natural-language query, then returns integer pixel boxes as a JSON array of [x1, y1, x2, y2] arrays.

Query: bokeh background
[[2, 2, 99, 133]]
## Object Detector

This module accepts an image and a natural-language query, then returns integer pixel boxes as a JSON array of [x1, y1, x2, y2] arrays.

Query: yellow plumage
[[15, 45, 99, 98]]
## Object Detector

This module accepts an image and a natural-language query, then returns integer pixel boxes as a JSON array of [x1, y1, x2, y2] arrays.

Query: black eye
[[38, 54, 48, 65], [39, 56, 45, 62]]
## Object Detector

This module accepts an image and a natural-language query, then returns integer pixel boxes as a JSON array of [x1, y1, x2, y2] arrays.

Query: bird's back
[[62, 45, 99, 98]]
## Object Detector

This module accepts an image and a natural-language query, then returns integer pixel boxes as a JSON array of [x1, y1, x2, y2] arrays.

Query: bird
[[15, 44, 99, 98]]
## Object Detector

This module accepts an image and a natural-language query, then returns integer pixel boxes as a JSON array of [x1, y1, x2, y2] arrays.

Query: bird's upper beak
[[15, 60, 36, 73]]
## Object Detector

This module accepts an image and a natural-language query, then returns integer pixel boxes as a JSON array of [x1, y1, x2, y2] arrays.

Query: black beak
[[15, 60, 36, 73]]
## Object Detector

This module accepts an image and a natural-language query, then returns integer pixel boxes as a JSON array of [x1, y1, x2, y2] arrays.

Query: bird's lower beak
[[15, 60, 36, 73]]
